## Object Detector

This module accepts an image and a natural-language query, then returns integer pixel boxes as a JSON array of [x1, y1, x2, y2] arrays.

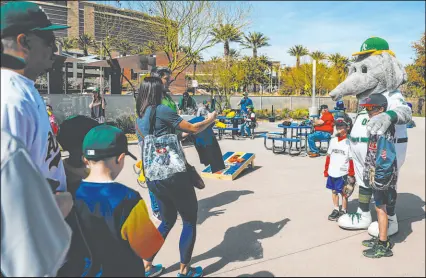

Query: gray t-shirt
[[136, 105, 183, 140]]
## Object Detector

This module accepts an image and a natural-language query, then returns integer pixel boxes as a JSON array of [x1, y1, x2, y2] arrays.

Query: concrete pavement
[[118, 117, 425, 277]]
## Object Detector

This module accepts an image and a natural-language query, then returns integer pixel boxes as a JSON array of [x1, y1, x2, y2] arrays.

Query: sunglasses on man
[[364, 106, 383, 112], [27, 30, 57, 48]]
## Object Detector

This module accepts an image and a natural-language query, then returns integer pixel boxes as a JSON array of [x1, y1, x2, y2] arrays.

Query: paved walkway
[[119, 117, 425, 277]]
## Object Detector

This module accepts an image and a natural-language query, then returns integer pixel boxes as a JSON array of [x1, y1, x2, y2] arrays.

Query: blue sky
[[204, 1, 425, 66], [103, 1, 425, 66]]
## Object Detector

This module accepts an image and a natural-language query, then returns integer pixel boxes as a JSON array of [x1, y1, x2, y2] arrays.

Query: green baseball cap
[[83, 125, 137, 161], [352, 37, 389, 56], [1, 1, 70, 37]]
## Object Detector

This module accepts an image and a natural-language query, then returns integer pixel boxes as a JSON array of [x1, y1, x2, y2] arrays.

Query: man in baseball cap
[[2, 1, 71, 192], [1, 1, 70, 80]]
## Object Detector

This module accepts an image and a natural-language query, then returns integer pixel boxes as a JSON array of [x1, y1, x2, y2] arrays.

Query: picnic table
[[215, 116, 244, 139], [260, 124, 313, 155]]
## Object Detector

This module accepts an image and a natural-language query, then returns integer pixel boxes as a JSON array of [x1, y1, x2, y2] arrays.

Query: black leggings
[[146, 172, 198, 265]]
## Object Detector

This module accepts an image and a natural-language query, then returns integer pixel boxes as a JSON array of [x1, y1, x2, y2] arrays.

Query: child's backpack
[[363, 125, 398, 191]]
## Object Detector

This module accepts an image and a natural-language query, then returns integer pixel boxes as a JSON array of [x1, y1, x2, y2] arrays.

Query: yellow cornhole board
[[201, 151, 255, 181]]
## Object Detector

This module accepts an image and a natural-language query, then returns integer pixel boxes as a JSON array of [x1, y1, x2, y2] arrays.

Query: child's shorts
[[326, 175, 347, 194], [373, 187, 397, 207]]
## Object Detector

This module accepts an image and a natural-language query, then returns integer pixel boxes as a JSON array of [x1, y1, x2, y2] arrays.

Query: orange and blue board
[[201, 151, 255, 180]]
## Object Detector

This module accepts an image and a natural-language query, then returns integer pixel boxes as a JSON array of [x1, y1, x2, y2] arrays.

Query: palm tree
[[209, 23, 242, 58], [287, 45, 309, 68], [78, 34, 96, 93], [328, 53, 350, 71], [111, 38, 135, 89], [60, 37, 77, 52], [228, 48, 240, 60], [240, 31, 270, 58], [113, 38, 134, 57], [180, 46, 204, 80], [310, 51, 327, 63]]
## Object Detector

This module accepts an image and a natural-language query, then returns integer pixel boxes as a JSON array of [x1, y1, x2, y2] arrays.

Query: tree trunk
[[224, 41, 229, 57], [253, 48, 257, 59], [296, 56, 300, 68], [193, 63, 197, 80]]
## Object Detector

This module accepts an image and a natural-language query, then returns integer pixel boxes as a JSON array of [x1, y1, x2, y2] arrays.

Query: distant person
[[308, 104, 334, 158], [238, 92, 253, 114], [240, 105, 256, 137], [89, 87, 107, 123], [418, 97, 424, 115], [197, 100, 210, 117], [178, 90, 198, 115], [46, 104, 59, 136], [1, 1, 69, 191], [406, 102, 416, 128]]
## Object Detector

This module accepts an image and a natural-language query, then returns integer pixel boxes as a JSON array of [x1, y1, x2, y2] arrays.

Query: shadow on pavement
[[347, 193, 425, 244], [238, 271, 275, 277], [197, 190, 254, 225], [236, 165, 262, 180], [390, 192, 425, 244], [164, 219, 290, 276]]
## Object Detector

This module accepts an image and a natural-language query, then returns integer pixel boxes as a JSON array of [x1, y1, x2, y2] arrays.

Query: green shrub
[[255, 109, 270, 119], [289, 108, 309, 119], [113, 113, 137, 134]]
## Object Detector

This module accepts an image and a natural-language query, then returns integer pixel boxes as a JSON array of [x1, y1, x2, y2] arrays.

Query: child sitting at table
[[240, 105, 256, 137], [324, 114, 356, 221]]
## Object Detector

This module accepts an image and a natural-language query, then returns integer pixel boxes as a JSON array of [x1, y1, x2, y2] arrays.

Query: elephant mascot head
[[330, 37, 407, 101]]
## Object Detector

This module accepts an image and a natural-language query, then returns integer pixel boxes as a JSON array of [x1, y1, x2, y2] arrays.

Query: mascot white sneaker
[[329, 37, 412, 236]]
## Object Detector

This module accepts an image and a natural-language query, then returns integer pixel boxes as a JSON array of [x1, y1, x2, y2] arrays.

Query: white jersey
[[1, 131, 71, 277], [327, 137, 352, 178], [1, 69, 67, 191]]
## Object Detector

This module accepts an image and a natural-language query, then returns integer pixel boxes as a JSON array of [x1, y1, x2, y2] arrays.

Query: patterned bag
[[363, 125, 398, 191], [142, 106, 187, 181]]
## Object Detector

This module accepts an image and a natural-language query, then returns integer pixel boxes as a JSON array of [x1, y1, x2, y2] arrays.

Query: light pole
[[309, 59, 317, 116]]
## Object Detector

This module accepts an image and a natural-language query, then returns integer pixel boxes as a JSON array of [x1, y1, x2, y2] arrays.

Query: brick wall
[[67, 1, 79, 38], [155, 52, 188, 95], [84, 5, 95, 37]]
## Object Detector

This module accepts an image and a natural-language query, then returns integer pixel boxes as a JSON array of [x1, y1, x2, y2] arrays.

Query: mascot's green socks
[[329, 37, 412, 237]]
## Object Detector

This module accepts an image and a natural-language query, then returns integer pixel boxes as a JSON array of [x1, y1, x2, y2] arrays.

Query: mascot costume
[[329, 37, 412, 237]]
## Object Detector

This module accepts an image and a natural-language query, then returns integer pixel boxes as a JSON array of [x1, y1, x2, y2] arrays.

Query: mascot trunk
[[329, 37, 412, 237]]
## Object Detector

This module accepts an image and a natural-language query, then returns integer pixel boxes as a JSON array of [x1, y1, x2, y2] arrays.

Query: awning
[[85, 54, 156, 70], [53, 54, 85, 63]]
